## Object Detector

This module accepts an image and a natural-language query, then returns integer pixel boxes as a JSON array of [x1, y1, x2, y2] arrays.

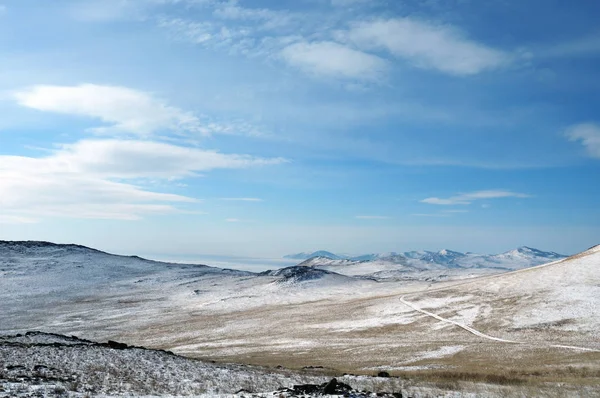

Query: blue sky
[[0, 0, 599, 258]]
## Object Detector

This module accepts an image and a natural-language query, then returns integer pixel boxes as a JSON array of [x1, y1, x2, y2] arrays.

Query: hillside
[[402, 245, 600, 341]]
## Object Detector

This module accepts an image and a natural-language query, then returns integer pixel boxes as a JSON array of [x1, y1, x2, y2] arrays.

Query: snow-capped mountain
[[290, 247, 568, 280]]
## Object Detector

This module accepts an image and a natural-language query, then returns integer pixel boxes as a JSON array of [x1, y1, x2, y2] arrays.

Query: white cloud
[[0, 139, 286, 221], [221, 198, 263, 202], [280, 41, 387, 80], [339, 18, 509, 75], [355, 215, 390, 219], [225, 218, 241, 222], [566, 123, 600, 158], [13, 84, 206, 137], [421, 190, 530, 205]]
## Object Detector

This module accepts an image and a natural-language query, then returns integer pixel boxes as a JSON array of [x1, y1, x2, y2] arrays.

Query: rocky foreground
[[1, 332, 407, 397]]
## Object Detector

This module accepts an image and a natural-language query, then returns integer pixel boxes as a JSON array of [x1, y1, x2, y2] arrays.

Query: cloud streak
[[421, 190, 530, 205]]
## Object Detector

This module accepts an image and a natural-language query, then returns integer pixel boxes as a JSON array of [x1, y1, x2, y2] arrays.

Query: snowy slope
[[403, 245, 600, 340]]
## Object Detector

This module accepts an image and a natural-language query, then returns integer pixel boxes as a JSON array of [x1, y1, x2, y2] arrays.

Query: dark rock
[[323, 378, 338, 395], [106, 340, 128, 350], [292, 384, 321, 394], [377, 371, 391, 378]]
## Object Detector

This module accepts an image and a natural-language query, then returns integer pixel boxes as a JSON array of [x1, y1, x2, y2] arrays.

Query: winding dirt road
[[400, 296, 600, 352]]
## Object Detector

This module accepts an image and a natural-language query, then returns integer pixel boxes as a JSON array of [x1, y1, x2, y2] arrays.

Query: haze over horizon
[[0, 0, 599, 257]]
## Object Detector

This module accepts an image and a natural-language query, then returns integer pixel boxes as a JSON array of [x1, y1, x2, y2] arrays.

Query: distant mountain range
[[285, 247, 565, 263], [284, 247, 567, 280]]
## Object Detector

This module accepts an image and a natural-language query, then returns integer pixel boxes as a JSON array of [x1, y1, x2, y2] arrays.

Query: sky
[[0, 0, 599, 258]]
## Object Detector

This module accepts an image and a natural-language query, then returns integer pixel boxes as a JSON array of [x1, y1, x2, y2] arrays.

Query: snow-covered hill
[[283, 250, 344, 260], [0, 240, 250, 302]]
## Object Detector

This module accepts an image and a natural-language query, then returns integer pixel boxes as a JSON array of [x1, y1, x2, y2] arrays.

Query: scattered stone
[[377, 371, 391, 378]]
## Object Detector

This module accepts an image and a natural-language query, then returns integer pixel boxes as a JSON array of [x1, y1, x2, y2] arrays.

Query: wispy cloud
[[220, 198, 263, 202], [0, 139, 285, 221], [421, 190, 530, 205], [566, 123, 600, 158], [538, 34, 600, 59], [338, 18, 509, 75], [156, 4, 510, 81], [225, 218, 241, 222], [355, 215, 390, 219], [281, 41, 387, 80]]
